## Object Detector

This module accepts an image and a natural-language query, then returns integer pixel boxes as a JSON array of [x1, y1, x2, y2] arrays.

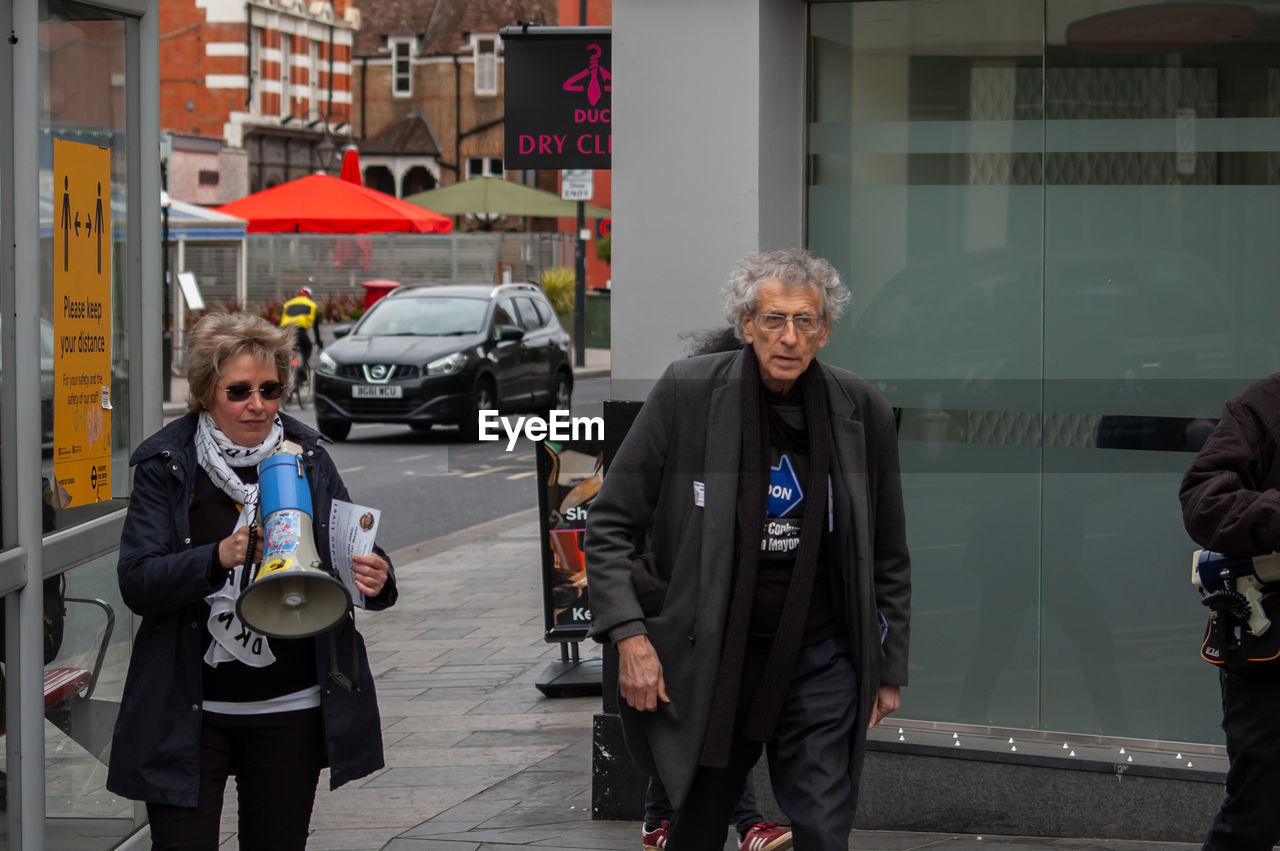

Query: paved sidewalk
[[205, 507, 1207, 851]]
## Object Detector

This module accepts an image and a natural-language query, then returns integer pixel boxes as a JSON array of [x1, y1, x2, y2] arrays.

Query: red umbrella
[[215, 174, 452, 234], [339, 147, 362, 186]]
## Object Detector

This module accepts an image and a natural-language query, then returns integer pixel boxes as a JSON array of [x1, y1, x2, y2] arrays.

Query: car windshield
[[355, 296, 488, 336]]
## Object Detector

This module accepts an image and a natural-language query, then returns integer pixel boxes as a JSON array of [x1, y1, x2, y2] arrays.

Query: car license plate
[[352, 385, 403, 398]]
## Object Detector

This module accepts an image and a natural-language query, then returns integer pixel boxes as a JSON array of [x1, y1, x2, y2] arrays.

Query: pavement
[[202, 507, 1201, 851], [178, 341, 1204, 850]]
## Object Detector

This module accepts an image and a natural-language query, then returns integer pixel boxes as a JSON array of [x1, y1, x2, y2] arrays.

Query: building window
[[391, 38, 412, 97], [250, 27, 262, 115], [280, 35, 291, 117], [198, 170, 220, 186], [308, 41, 319, 116], [474, 35, 498, 96], [466, 157, 503, 179]]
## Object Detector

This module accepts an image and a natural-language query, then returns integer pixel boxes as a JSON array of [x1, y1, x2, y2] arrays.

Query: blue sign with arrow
[[767, 454, 804, 517]]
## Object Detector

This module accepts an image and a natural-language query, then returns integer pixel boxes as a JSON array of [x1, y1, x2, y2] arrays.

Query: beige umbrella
[[403, 176, 610, 219]]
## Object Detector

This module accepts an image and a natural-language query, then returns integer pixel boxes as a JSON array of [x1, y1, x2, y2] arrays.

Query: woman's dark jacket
[[106, 411, 397, 807]]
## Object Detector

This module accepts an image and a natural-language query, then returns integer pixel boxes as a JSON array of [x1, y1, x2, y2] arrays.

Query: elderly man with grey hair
[[586, 248, 911, 850]]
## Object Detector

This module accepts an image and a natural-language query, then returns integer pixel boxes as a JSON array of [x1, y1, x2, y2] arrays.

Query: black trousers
[[668, 636, 858, 851], [293, 326, 313, 367], [147, 707, 326, 851], [1204, 667, 1280, 851], [645, 771, 763, 838]]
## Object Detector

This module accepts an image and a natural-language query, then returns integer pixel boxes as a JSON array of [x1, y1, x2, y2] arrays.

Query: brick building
[[160, 0, 360, 203], [350, 0, 557, 202]]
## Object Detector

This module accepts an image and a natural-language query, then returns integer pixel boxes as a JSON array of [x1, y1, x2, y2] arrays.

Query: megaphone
[[1192, 549, 1280, 637], [237, 441, 352, 638]]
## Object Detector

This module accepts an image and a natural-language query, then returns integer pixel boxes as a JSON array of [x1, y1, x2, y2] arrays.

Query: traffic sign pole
[[575, 199, 586, 368]]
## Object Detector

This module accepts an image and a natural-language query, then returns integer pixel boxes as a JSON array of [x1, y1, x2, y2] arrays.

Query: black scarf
[[699, 345, 832, 767]]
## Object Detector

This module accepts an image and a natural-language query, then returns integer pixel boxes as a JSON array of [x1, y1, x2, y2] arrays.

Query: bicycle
[[287, 345, 312, 409]]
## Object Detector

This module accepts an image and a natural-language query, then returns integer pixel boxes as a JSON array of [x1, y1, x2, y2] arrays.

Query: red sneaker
[[740, 821, 792, 851], [641, 819, 669, 849]]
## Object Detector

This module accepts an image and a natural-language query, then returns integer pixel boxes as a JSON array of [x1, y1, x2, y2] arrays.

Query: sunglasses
[[220, 381, 285, 402]]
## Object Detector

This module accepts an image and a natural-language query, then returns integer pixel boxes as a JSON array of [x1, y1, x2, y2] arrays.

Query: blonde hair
[[185, 312, 294, 412]]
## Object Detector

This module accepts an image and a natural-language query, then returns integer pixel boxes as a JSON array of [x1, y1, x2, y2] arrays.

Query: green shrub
[[540, 266, 575, 314], [595, 235, 611, 265]]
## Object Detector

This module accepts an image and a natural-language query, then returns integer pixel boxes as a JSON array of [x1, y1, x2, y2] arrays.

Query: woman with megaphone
[[106, 312, 397, 850]]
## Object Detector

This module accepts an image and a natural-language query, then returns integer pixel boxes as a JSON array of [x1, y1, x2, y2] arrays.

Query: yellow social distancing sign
[[53, 138, 112, 507]]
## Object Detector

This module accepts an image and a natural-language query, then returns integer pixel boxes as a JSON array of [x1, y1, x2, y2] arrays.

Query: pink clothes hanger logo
[[562, 43, 611, 105]]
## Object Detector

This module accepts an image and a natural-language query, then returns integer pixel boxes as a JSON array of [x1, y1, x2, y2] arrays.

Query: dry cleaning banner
[[502, 27, 611, 171], [53, 138, 112, 506]]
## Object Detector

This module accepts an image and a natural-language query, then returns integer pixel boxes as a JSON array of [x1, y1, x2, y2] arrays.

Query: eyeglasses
[[753, 313, 824, 334], [220, 381, 285, 402]]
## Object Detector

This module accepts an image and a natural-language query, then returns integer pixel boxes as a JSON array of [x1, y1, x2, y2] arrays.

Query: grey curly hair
[[720, 248, 850, 340]]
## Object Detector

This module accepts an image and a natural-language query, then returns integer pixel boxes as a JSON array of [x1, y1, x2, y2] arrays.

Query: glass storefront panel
[[1040, 0, 1280, 741], [38, 0, 133, 536], [809, 0, 1047, 730], [0, 559, 134, 846], [808, 0, 1280, 742], [29, 1, 140, 845], [38, 556, 133, 845]]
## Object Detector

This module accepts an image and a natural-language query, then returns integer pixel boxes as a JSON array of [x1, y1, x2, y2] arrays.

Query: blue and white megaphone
[[1192, 549, 1280, 637], [237, 441, 351, 638]]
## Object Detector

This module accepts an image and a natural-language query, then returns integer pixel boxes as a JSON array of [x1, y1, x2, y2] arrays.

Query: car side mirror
[[496, 324, 525, 343], [332, 323, 352, 339]]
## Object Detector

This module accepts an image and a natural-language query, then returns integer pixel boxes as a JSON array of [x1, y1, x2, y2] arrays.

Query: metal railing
[[170, 231, 576, 373], [245, 231, 573, 305]]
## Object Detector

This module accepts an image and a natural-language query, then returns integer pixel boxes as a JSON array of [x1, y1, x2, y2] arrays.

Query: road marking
[[339, 466, 366, 474], [401, 453, 443, 462], [460, 465, 523, 478], [506, 470, 538, 480]]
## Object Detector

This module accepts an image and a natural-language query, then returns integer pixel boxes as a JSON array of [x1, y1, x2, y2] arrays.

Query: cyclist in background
[[279, 285, 323, 370]]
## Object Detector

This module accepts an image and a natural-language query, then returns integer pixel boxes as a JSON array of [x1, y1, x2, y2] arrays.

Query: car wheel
[[317, 417, 351, 442], [460, 377, 496, 442], [546, 370, 572, 415]]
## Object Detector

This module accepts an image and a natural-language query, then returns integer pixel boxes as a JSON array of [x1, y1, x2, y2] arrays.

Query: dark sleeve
[[313, 446, 397, 610], [584, 365, 676, 643], [206, 547, 231, 587], [1180, 398, 1280, 556], [117, 458, 225, 616], [872, 410, 912, 686], [313, 320, 323, 349]]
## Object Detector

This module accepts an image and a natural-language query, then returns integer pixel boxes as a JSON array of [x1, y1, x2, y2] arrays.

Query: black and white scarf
[[195, 410, 284, 668], [699, 346, 832, 767]]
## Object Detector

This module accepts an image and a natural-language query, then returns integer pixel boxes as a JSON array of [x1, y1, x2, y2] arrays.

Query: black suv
[[313, 283, 573, 441]]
